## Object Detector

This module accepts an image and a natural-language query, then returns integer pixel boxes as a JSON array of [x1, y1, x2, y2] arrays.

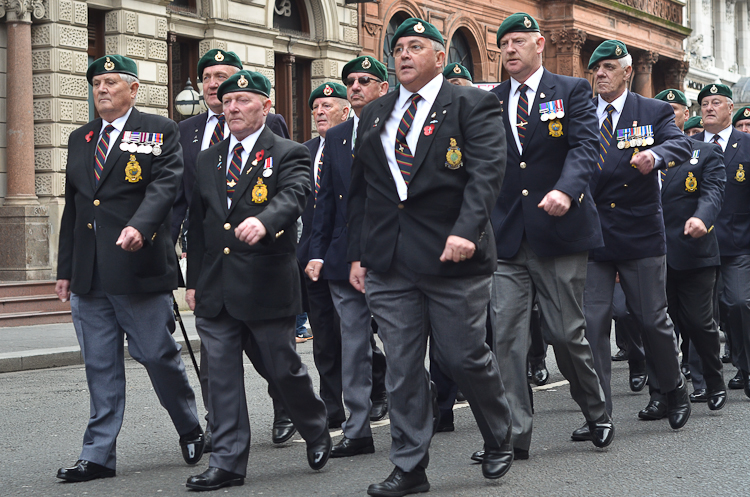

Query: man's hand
[[684, 217, 708, 238], [440, 235, 476, 263], [538, 190, 572, 217], [235, 217, 267, 245], [630, 151, 655, 175], [305, 261, 324, 282], [186, 289, 196, 311], [56, 279, 71, 303], [116, 226, 144, 252], [181, 252, 187, 259], [349, 261, 367, 293]]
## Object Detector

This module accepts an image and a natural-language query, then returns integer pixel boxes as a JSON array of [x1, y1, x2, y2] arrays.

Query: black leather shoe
[[367, 466, 429, 497], [370, 391, 389, 421], [743, 370, 750, 399], [455, 390, 467, 402], [180, 425, 205, 465], [638, 399, 667, 420], [667, 375, 691, 429], [482, 448, 513, 479], [611, 349, 628, 361], [570, 421, 591, 441], [708, 390, 727, 411], [470, 449, 484, 463], [721, 348, 731, 364], [203, 425, 213, 453], [629, 373, 648, 392], [186, 467, 244, 491], [728, 370, 745, 389], [530, 361, 549, 386], [57, 460, 115, 482], [307, 431, 332, 470], [469, 448, 529, 463], [331, 436, 375, 458], [436, 410, 454, 433], [589, 414, 615, 448], [681, 363, 692, 381], [272, 409, 297, 444], [689, 389, 708, 403]]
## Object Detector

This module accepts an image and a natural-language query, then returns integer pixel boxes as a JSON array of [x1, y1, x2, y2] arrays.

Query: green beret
[[496, 13, 540, 47], [684, 116, 704, 131], [654, 89, 688, 107], [197, 49, 243, 81], [588, 40, 629, 70], [87, 55, 138, 84], [342, 56, 387, 83], [443, 63, 472, 82], [217, 70, 271, 101], [734, 106, 750, 125], [308, 82, 348, 110], [390, 18, 444, 52], [697, 83, 733, 104]]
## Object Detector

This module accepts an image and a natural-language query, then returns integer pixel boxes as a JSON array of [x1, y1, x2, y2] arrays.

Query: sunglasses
[[344, 76, 382, 87]]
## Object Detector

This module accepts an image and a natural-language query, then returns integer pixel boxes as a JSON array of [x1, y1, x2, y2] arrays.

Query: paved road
[[1, 337, 749, 496]]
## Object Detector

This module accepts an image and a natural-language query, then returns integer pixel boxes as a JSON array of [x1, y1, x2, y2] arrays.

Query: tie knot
[[518, 84, 529, 94], [605, 104, 615, 115], [410, 93, 422, 104], [232, 143, 243, 154], [104, 124, 115, 134], [217, 114, 226, 125], [712, 135, 721, 144]]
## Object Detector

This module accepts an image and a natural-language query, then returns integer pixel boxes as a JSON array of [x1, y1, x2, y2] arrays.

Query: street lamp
[[175, 78, 205, 117]]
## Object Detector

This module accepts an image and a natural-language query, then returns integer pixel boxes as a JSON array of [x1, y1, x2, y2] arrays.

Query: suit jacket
[[57, 108, 182, 295], [347, 79, 506, 277], [172, 112, 289, 243], [692, 128, 750, 256], [490, 69, 603, 259], [590, 91, 692, 262], [187, 126, 310, 321], [309, 119, 356, 281], [661, 140, 725, 270], [297, 136, 322, 266]]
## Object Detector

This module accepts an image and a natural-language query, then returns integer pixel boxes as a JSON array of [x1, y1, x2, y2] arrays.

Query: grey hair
[[118, 73, 140, 85], [432, 40, 446, 53], [619, 54, 633, 69], [334, 97, 351, 111]]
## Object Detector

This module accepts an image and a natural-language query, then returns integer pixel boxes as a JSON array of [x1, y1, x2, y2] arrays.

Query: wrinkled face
[[311, 97, 348, 137], [345, 72, 388, 114], [701, 96, 733, 132], [499, 32, 544, 80], [447, 77, 472, 87], [223, 91, 272, 141], [393, 36, 445, 92], [92, 74, 138, 120], [202, 65, 238, 114], [685, 127, 703, 137], [735, 119, 750, 134], [592, 59, 631, 101], [669, 103, 690, 131]]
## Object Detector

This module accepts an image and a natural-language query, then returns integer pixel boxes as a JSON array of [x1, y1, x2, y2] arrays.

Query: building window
[[87, 8, 105, 121], [383, 13, 409, 89], [168, 0, 197, 15], [274, 0, 310, 39], [448, 30, 474, 79], [170, 37, 200, 123]]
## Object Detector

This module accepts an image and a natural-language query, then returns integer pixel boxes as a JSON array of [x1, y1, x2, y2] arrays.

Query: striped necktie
[[315, 151, 323, 200], [597, 104, 616, 171], [395, 93, 422, 185], [94, 124, 115, 184], [210, 114, 226, 147], [516, 84, 530, 149], [712, 135, 721, 149], [226, 143, 243, 200]]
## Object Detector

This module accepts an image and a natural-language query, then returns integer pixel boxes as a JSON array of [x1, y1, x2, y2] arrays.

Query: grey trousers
[[196, 310, 327, 476], [491, 241, 606, 451], [71, 290, 200, 470], [366, 257, 511, 473], [719, 255, 750, 372], [329, 279, 374, 439], [584, 256, 681, 415]]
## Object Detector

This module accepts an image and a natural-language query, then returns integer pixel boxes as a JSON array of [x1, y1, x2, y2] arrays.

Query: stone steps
[[0, 281, 71, 327]]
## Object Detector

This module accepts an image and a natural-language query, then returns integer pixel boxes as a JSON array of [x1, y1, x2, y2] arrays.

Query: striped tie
[[712, 135, 721, 148], [210, 114, 226, 147], [516, 84, 530, 149], [226, 143, 243, 200], [314, 151, 323, 200], [94, 124, 115, 184], [597, 104, 616, 171], [395, 93, 422, 185]]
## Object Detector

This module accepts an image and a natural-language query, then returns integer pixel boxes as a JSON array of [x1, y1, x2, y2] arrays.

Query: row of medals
[[119, 134, 162, 156], [540, 110, 565, 121], [617, 136, 654, 149]]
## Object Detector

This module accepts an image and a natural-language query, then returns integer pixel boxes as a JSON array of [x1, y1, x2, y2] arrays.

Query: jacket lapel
[[661, 162, 680, 194], [410, 81, 452, 179], [596, 92, 636, 189], [495, 83, 514, 155], [228, 126, 275, 216], [190, 112, 208, 162], [366, 91, 398, 178], [83, 119, 102, 192], [213, 138, 230, 216], [526, 71, 556, 148], [96, 108, 141, 191], [723, 128, 741, 166], [339, 120, 354, 193]]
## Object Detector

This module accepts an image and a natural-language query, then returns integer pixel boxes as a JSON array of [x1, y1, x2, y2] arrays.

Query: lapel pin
[[85, 131, 94, 142], [343, 139, 347, 145], [431, 112, 436, 118], [733, 143, 738, 148], [540, 92, 546, 98], [442, 110, 447, 115]]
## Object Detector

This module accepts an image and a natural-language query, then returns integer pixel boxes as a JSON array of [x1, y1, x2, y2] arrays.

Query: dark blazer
[[692, 128, 750, 256], [489, 69, 603, 259], [309, 119, 356, 281], [57, 108, 181, 295], [187, 126, 310, 321], [661, 140, 725, 270], [590, 91, 692, 262], [297, 136, 321, 266], [347, 79, 506, 277], [172, 112, 289, 243]]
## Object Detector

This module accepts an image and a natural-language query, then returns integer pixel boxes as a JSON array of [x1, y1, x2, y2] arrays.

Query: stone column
[[281, 54, 295, 138], [0, 0, 51, 280], [737, 0, 750, 75], [632, 51, 659, 98], [664, 60, 690, 92], [549, 28, 587, 78]]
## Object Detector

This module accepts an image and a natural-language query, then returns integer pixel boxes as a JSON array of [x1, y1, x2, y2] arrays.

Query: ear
[[536, 35, 546, 54], [624, 65, 633, 80], [436, 50, 446, 67], [380, 81, 389, 96], [130, 81, 140, 99], [262, 97, 273, 114]]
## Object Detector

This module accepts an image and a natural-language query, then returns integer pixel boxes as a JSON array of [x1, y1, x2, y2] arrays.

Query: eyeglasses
[[344, 76, 382, 87], [392, 43, 428, 58]]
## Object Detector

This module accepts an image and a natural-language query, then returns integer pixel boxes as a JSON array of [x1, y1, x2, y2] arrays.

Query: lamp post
[[175, 78, 205, 117]]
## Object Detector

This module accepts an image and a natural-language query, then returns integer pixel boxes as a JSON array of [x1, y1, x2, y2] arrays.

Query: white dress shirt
[[201, 109, 229, 151], [226, 124, 265, 208], [313, 137, 325, 187], [703, 125, 733, 152], [380, 73, 444, 201], [508, 66, 544, 154], [597, 90, 662, 167], [99, 107, 133, 162]]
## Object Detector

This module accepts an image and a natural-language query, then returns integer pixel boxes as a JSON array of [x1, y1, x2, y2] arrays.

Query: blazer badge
[[685, 172, 698, 192], [736, 164, 746, 182], [252, 177, 268, 203], [548, 119, 563, 137], [125, 154, 142, 183], [445, 138, 463, 170]]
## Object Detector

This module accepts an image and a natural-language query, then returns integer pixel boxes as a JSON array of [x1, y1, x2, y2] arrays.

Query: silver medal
[[263, 169, 273, 178], [690, 158, 698, 165], [128, 142, 138, 153], [556, 111, 565, 119], [646, 137, 654, 146], [617, 141, 625, 150], [152, 144, 162, 156], [540, 113, 548, 122], [120, 142, 129, 151], [143, 144, 153, 154]]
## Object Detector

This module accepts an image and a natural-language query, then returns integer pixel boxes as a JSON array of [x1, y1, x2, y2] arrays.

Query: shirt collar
[[397, 73, 444, 109], [102, 107, 133, 134], [228, 124, 265, 156], [597, 90, 628, 118], [510, 66, 544, 95], [207, 108, 222, 123], [706, 125, 733, 144]]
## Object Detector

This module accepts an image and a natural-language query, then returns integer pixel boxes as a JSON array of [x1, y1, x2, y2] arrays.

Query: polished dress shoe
[[629, 372, 648, 392], [743, 370, 750, 399], [530, 361, 549, 386], [589, 414, 615, 448], [681, 363, 691, 381], [689, 389, 708, 403], [666, 375, 691, 429], [611, 349, 628, 361], [455, 390, 467, 402], [203, 425, 213, 453], [728, 370, 745, 389], [707, 390, 727, 411], [367, 466, 429, 497], [638, 399, 667, 420], [436, 410, 454, 432], [57, 460, 115, 482], [470, 449, 484, 463], [370, 391, 389, 421], [721, 348, 731, 364], [179, 425, 205, 465], [272, 409, 297, 444], [469, 448, 529, 463], [482, 448, 513, 479], [186, 467, 244, 491], [330, 436, 375, 458], [307, 431, 332, 470], [570, 421, 591, 441]]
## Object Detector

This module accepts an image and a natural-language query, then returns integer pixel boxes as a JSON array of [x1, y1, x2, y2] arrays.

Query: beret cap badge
[[361, 58, 371, 69], [710, 85, 718, 94], [104, 57, 115, 71], [523, 16, 532, 28], [215, 51, 225, 62], [323, 84, 333, 96], [453, 64, 462, 74], [745, 109, 750, 117], [615, 46, 622, 56], [414, 22, 425, 33], [667, 91, 675, 101], [237, 74, 248, 88]]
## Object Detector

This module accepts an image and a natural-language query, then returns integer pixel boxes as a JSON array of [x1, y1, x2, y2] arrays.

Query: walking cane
[[173, 296, 201, 381]]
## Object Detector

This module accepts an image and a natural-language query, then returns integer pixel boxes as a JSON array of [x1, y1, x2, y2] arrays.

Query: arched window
[[273, 0, 309, 37], [383, 13, 409, 89], [448, 30, 474, 79]]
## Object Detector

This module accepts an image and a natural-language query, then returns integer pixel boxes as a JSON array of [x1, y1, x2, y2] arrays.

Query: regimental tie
[[226, 143, 243, 200], [210, 114, 226, 147], [712, 135, 721, 148], [516, 84, 530, 150], [395, 93, 422, 185], [315, 151, 323, 200], [597, 104, 616, 171], [94, 124, 115, 185]]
